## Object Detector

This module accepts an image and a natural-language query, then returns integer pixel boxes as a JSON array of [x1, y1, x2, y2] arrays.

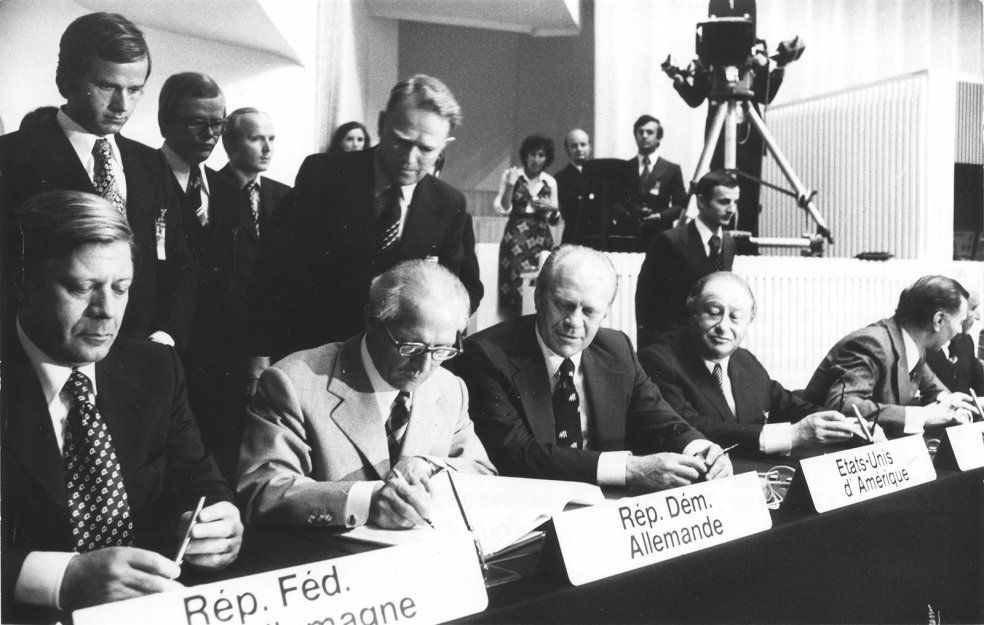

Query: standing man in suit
[[640, 272, 859, 457], [926, 290, 984, 397], [2, 191, 242, 623], [635, 169, 739, 348], [626, 115, 687, 250], [252, 74, 483, 361], [158, 72, 253, 473], [454, 245, 731, 490], [0, 12, 196, 349], [237, 261, 494, 529], [555, 128, 591, 244], [802, 275, 975, 438]]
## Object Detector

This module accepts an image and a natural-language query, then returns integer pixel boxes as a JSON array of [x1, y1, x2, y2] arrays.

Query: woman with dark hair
[[494, 134, 559, 317], [328, 121, 370, 154]]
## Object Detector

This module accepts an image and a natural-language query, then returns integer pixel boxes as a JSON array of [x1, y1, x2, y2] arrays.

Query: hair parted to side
[[895, 275, 969, 329], [633, 114, 663, 139], [519, 135, 555, 169], [385, 75, 462, 129], [695, 169, 740, 200], [328, 121, 371, 155], [56, 12, 150, 98], [535, 244, 619, 306], [157, 72, 224, 134], [17, 190, 136, 284], [221, 107, 263, 151], [368, 260, 470, 330], [686, 271, 758, 320]]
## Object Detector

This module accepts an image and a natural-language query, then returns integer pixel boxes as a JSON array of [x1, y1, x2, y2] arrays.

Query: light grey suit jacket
[[237, 335, 494, 526]]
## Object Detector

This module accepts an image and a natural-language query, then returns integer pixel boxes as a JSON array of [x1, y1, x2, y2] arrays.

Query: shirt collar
[[900, 326, 922, 374], [535, 323, 583, 379], [372, 150, 418, 202], [360, 335, 413, 419], [16, 319, 98, 404], [638, 150, 659, 165], [226, 165, 260, 189], [702, 355, 731, 375], [56, 108, 122, 169], [694, 215, 722, 243], [161, 144, 210, 195]]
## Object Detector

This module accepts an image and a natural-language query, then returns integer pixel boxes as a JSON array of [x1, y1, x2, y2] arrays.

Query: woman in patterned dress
[[494, 135, 559, 318]]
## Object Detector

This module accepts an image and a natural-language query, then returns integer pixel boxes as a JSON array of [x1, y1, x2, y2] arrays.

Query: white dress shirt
[[56, 109, 127, 202]]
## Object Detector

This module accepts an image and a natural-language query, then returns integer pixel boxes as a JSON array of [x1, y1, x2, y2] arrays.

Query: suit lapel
[[683, 345, 735, 421], [580, 341, 628, 447], [398, 380, 445, 458], [885, 318, 916, 403], [508, 327, 556, 444], [684, 221, 711, 274], [397, 176, 448, 258], [95, 349, 147, 477], [32, 117, 95, 193]]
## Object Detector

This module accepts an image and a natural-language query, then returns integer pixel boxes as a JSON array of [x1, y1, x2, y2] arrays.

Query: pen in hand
[[719, 443, 740, 455], [391, 468, 436, 529], [173, 495, 206, 573]]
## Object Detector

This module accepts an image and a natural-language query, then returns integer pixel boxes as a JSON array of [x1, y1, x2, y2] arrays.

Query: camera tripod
[[689, 94, 834, 247]]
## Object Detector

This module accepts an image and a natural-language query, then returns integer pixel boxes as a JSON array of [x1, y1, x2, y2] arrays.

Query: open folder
[[340, 471, 606, 558]]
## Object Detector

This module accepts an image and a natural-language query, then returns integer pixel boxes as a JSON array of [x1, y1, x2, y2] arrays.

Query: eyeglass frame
[[179, 117, 227, 134], [376, 319, 463, 361]]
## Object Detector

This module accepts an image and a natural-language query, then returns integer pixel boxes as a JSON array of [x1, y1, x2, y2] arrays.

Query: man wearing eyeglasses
[[158, 72, 255, 475], [0, 12, 196, 351], [237, 260, 495, 529]]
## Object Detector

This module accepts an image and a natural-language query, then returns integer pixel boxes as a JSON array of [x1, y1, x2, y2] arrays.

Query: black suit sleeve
[[440, 209, 483, 314], [635, 234, 685, 347], [657, 163, 687, 223]]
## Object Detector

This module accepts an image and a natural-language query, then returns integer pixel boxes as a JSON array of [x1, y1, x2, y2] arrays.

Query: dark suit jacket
[[453, 316, 703, 484], [925, 332, 984, 396], [801, 317, 949, 437], [1, 336, 231, 623], [554, 163, 586, 243], [0, 116, 196, 345], [215, 165, 291, 234], [252, 148, 483, 359], [639, 331, 820, 452], [625, 155, 688, 246], [635, 220, 736, 347]]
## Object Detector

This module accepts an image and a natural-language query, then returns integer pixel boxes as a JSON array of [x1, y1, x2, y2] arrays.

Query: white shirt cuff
[[903, 407, 926, 435], [759, 422, 793, 455], [596, 451, 631, 487], [344, 481, 380, 527], [148, 331, 175, 346], [682, 439, 712, 456], [14, 551, 78, 609]]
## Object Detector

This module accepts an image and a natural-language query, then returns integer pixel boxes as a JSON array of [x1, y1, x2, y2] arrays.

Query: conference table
[[202, 460, 984, 625]]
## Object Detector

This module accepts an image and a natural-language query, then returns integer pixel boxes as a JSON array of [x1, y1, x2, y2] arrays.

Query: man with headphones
[[625, 114, 687, 251]]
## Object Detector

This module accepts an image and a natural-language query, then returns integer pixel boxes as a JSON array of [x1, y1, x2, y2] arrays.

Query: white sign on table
[[552, 472, 772, 586], [73, 535, 488, 625], [937, 421, 984, 470]]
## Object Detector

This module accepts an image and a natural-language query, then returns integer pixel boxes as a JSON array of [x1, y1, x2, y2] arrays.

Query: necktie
[[712, 363, 725, 388], [63, 369, 134, 552], [385, 391, 411, 463], [375, 186, 402, 256], [244, 181, 260, 235], [709, 234, 723, 271], [187, 167, 207, 226], [92, 138, 126, 215], [639, 155, 652, 195], [553, 358, 582, 449]]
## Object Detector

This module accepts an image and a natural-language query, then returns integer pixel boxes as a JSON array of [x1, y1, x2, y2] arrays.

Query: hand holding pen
[[174, 497, 243, 572], [369, 466, 435, 529]]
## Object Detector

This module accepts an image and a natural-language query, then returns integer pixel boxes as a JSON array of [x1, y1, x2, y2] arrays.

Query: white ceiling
[[368, 0, 581, 37]]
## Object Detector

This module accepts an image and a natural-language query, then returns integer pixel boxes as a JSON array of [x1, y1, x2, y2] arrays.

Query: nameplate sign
[[790, 435, 936, 513], [552, 472, 771, 586], [937, 422, 984, 470], [74, 535, 488, 625]]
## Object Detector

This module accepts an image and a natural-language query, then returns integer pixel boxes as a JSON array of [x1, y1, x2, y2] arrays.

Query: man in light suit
[[555, 128, 591, 243], [802, 275, 975, 438], [625, 115, 687, 250], [252, 74, 483, 361], [1, 191, 241, 624], [238, 260, 494, 530], [635, 169, 739, 348], [454, 245, 731, 491], [0, 12, 195, 348], [640, 272, 859, 457]]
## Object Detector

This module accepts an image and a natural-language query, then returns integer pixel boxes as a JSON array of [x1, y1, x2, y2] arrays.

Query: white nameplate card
[[552, 472, 771, 586], [792, 435, 935, 513], [938, 422, 984, 470], [73, 535, 488, 625]]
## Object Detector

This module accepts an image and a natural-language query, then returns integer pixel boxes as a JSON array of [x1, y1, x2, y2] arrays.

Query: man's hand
[[693, 444, 733, 481], [917, 402, 971, 430], [181, 501, 243, 571], [369, 472, 434, 529], [391, 456, 440, 485], [59, 547, 182, 610], [625, 452, 707, 492], [792, 411, 857, 448]]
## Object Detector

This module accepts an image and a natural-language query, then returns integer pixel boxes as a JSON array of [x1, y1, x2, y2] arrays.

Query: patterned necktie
[[709, 234, 723, 271], [553, 358, 582, 449], [385, 391, 411, 464], [712, 363, 725, 388], [375, 186, 402, 256], [639, 155, 652, 195], [92, 138, 126, 215], [188, 167, 206, 226], [63, 369, 134, 552], [244, 181, 260, 235]]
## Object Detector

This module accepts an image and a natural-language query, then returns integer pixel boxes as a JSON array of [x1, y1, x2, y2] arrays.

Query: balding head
[[564, 129, 591, 166], [686, 271, 756, 361]]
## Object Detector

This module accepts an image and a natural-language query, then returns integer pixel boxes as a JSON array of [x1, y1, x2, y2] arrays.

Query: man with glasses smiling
[[237, 260, 494, 529]]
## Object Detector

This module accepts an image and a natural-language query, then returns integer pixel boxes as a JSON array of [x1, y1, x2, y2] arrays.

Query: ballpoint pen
[[446, 470, 488, 572], [970, 388, 984, 422], [851, 405, 874, 442], [391, 467, 436, 529], [720, 443, 740, 455], [174, 496, 206, 569]]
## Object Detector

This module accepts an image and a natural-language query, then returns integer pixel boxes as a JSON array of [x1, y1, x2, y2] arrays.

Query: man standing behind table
[[802, 275, 976, 438], [625, 115, 688, 250], [0, 12, 195, 348], [640, 272, 860, 457], [635, 169, 738, 348], [454, 245, 731, 491], [252, 74, 483, 361], [1, 191, 242, 624], [555, 128, 592, 243], [238, 261, 494, 530]]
